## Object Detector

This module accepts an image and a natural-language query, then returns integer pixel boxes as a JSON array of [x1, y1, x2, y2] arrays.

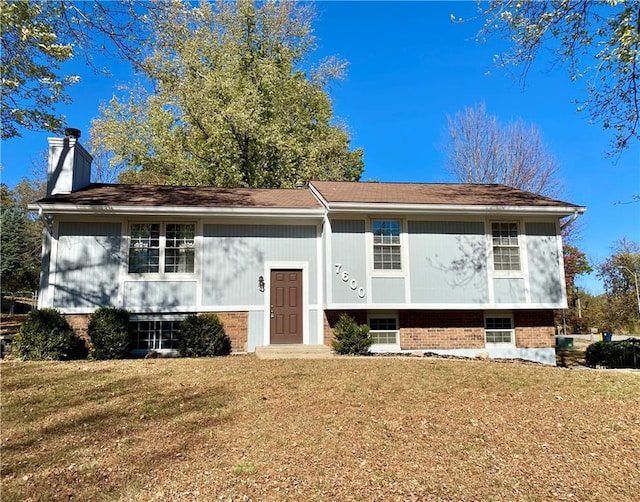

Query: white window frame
[[127, 222, 196, 276], [368, 312, 400, 351], [371, 219, 403, 272], [491, 221, 522, 273], [484, 312, 515, 346]]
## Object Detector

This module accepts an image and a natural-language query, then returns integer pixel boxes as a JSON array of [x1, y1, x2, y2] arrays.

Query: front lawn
[[1, 357, 638, 501]]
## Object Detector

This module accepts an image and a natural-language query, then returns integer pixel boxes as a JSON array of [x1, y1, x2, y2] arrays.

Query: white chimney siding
[[46, 136, 93, 196]]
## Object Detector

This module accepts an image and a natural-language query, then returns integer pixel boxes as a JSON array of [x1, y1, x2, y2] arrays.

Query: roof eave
[[324, 202, 587, 217], [28, 203, 326, 218]]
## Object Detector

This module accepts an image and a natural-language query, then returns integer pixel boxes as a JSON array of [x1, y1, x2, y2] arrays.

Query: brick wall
[[323, 309, 555, 351], [214, 311, 248, 353], [65, 314, 91, 348], [514, 310, 555, 348], [323, 310, 368, 348], [399, 310, 485, 350]]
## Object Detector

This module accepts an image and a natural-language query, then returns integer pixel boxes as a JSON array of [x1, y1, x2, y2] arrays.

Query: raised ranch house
[[30, 132, 586, 364]]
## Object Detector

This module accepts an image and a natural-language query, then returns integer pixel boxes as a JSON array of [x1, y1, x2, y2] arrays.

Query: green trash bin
[[556, 336, 574, 349]]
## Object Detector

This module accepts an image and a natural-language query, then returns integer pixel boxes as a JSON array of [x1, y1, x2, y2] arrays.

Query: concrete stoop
[[255, 344, 334, 359]]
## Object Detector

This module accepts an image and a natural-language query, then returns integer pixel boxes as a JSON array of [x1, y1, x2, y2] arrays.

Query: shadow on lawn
[[1, 362, 234, 501]]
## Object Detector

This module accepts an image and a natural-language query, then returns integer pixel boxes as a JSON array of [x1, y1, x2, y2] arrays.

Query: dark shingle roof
[[36, 183, 322, 209], [310, 181, 581, 208]]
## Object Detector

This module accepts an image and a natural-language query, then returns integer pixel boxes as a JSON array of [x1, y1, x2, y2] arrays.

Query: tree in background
[[91, 0, 363, 188], [559, 244, 593, 333], [478, 1, 639, 153], [1, 0, 76, 138], [0, 182, 44, 292], [442, 102, 562, 197], [597, 238, 640, 333]]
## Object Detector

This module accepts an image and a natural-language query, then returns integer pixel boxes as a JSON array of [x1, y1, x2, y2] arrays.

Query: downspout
[[560, 210, 580, 231]]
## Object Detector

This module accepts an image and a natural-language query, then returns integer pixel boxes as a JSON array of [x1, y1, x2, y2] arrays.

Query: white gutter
[[322, 201, 587, 217], [28, 203, 326, 218], [560, 209, 584, 230]]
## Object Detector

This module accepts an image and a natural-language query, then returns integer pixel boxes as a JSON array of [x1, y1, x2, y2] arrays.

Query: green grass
[[1, 357, 639, 501]]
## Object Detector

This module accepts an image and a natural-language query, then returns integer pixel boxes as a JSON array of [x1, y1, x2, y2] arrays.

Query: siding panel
[[330, 219, 367, 304], [493, 278, 526, 304], [408, 221, 489, 303], [202, 224, 317, 306], [371, 277, 405, 303], [54, 222, 121, 308], [123, 281, 196, 310], [525, 222, 563, 303]]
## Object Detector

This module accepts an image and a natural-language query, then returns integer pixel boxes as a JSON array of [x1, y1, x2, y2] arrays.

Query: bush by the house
[[586, 339, 640, 369], [13, 308, 87, 360], [88, 307, 132, 360], [178, 313, 231, 357], [332, 313, 373, 355]]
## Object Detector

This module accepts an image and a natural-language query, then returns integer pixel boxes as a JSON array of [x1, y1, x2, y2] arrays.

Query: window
[[128, 223, 195, 274], [492, 222, 521, 271], [373, 220, 401, 270], [131, 320, 181, 351], [485, 316, 514, 345], [370, 317, 399, 345], [129, 223, 160, 273]]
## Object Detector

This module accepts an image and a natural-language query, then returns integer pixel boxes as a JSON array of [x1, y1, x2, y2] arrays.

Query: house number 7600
[[335, 263, 366, 298]]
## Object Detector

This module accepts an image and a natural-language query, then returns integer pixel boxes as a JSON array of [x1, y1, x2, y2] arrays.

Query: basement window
[[369, 317, 399, 345], [131, 319, 182, 352], [485, 315, 514, 345]]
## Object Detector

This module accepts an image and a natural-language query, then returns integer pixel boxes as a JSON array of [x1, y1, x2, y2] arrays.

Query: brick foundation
[[323, 309, 555, 351], [514, 310, 555, 348], [65, 314, 91, 349], [213, 311, 248, 353]]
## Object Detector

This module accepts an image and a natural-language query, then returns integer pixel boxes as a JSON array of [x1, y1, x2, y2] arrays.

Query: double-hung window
[[492, 222, 521, 271], [369, 317, 399, 346], [373, 220, 401, 270], [485, 315, 514, 345], [129, 223, 195, 274]]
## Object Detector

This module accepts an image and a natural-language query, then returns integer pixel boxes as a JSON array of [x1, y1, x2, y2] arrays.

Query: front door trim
[[263, 261, 309, 347]]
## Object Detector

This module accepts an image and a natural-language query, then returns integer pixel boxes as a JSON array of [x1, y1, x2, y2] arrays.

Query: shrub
[[14, 308, 87, 360], [332, 313, 373, 355], [88, 307, 132, 360], [586, 339, 640, 369], [178, 313, 231, 357]]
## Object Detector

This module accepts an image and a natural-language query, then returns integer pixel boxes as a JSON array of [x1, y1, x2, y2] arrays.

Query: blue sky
[[1, 1, 638, 294]]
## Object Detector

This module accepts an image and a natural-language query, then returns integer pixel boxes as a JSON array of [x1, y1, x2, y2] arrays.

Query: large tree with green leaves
[[1, 0, 76, 138], [0, 181, 44, 292], [91, 0, 363, 188], [478, 1, 639, 153]]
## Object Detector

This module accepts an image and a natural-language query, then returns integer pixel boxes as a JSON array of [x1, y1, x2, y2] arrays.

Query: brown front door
[[270, 269, 303, 344]]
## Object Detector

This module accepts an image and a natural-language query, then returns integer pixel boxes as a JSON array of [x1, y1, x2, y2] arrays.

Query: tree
[[442, 102, 562, 197], [0, 180, 45, 292], [1, 0, 159, 139], [1, 0, 77, 138], [557, 244, 593, 333], [91, 0, 363, 188], [478, 1, 640, 153], [597, 238, 640, 333]]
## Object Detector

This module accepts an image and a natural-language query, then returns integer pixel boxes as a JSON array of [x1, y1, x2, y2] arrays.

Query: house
[[30, 131, 586, 364]]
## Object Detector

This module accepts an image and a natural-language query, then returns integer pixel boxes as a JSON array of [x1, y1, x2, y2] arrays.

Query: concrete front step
[[255, 344, 334, 360]]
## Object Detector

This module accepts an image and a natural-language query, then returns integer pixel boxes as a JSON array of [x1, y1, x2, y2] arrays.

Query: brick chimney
[[46, 128, 93, 196]]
